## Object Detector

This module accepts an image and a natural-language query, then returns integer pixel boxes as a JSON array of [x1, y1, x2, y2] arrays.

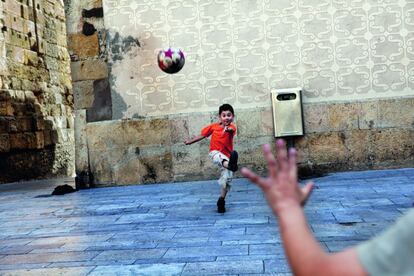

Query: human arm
[[184, 134, 206, 145], [241, 139, 367, 276], [224, 124, 236, 134]]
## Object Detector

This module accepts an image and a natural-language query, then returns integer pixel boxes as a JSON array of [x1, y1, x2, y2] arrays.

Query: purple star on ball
[[164, 48, 173, 58]]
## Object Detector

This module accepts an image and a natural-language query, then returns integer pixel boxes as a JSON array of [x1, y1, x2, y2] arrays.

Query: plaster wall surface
[[103, 0, 414, 118]]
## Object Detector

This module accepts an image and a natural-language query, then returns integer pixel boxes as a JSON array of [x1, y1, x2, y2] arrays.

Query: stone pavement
[[0, 168, 413, 275]]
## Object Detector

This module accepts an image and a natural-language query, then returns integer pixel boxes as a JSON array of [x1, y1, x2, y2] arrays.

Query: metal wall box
[[271, 88, 304, 137]]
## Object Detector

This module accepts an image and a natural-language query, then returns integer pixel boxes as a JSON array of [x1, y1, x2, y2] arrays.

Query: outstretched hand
[[241, 139, 314, 215]]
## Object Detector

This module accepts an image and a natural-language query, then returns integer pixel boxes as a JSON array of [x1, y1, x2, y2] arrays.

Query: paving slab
[[0, 168, 412, 275]]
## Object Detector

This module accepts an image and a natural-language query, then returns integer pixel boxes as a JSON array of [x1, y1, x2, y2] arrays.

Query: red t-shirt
[[201, 122, 236, 158]]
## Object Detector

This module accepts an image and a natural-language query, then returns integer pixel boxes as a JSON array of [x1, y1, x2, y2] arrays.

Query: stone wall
[[65, 0, 414, 187], [0, 0, 74, 183], [85, 97, 413, 186], [63, 0, 110, 182]]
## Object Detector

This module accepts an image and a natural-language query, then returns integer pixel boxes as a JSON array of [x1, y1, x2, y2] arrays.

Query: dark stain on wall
[[142, 163, 157, 183], [82, 8, 104, 18], [108, 32, 141, 62], [86, 78, 112, 122], [109, 74, 127, 120], [82, 22, 97, 36], [106, 32, 142, 119]]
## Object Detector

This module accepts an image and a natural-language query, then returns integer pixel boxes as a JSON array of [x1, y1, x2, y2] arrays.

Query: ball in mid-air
[[157, 47, 185, 74]]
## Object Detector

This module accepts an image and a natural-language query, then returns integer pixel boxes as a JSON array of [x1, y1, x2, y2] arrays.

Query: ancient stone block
[[7, 45, 26, 63], [67, 33, 99, 59], [171, 143, 201, 178], [13, 90, 26, 103], [0, 134, 10, 152], [33, 116, 45, 131], [4, 0, 20, 16], [302, 103, 329, 133], [138, 151, 173, 184], [21, 79, 38, 91], [326, 102, 360, 132], [169, 115, 189, 144], [0, 90, 14, 101], [107, 145, 173, 185], [21, 5, 30, 20], [88, 148, 113, 185], [294, 136, 310, 163], [57, 33, 68, 47], [344, 129, 372, 164], [10, 16, 25, 33], [236, 109, 262, 138], [16, 116, 33, 131], [370, 129, 414, 163], [10, 77, 22, 90], [33, 131, 44, 148], [0, 117, 11, 133], [237, 136, 274, 174], [123, 118, 171, 147], [307, 132, 348, 164], [74, 109, 88, 173], [67, 114, 74, 129], [43, 129, 52, 146], [70, 59, 108, 81], [10, 132, 30, 149], [260, 108, 274, 136], [109, 147, 142, 185], [0, 101, 14, 116], [86, 120, 124, 152], [45, 41, 59, 58], [54, 116, 68, 129], [378, 98, 414, 129], [358, 100, 378, 129], [23, 91, 36, 102]]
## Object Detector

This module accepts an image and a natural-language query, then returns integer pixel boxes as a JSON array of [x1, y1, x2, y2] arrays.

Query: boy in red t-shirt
[[184, 104, 238, 213]]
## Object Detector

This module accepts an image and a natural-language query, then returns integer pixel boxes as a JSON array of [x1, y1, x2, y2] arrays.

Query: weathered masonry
[[0, 0, 74, 183]]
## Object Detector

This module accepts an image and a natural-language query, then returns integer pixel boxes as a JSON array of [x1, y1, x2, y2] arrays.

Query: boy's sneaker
[[227, 151, 238, 172], [217, 197, 226, 213]]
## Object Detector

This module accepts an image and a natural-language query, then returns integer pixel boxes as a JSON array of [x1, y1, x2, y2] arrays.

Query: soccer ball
[[157, 47, 185, 74]]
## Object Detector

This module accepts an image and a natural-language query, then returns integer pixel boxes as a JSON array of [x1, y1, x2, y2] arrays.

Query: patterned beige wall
[[103, 0, 414, 118]]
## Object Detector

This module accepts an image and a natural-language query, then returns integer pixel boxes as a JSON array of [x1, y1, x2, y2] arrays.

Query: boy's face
[[219, 110, 234, 126]]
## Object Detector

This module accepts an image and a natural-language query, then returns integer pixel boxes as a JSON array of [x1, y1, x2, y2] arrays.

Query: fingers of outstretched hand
[[300, 182, 314, 206], [263, 144, 277, 179], [275, 139, 288, 172], [241, 167, 269, 189]]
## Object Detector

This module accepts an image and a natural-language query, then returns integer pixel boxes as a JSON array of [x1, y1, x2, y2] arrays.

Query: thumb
[[300, 182, 314, 206]]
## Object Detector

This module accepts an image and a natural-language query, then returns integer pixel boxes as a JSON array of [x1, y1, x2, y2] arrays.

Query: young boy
[[184, 104, 238, 213]]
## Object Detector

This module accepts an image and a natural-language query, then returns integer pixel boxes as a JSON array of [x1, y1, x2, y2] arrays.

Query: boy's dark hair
[[219, 104, 234, 115]]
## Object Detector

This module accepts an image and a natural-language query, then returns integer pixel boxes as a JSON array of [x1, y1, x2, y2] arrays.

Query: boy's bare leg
[[220, 186, 228, 198], [222, 160, 229, 169]]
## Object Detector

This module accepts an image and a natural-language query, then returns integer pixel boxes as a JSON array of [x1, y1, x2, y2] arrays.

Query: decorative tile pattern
[[103, 0, 414, 118]]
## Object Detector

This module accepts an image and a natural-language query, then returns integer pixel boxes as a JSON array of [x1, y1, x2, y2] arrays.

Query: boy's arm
[[184, 134, 206, 145], [224, 124, 236, 134]]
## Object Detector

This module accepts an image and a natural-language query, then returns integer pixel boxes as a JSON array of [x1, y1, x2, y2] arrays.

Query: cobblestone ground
[[0, 168, 413, 275]]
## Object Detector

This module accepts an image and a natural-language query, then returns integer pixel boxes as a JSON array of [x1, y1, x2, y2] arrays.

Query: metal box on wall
[[271, 88, 304, 137]]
